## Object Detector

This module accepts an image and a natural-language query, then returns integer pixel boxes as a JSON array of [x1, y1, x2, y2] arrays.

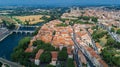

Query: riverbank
[[0, 29, 13, 42], [0, 31, 12, 42]]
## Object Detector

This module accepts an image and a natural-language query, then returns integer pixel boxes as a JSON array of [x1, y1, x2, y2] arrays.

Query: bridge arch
[[13, 30, 34, 35]]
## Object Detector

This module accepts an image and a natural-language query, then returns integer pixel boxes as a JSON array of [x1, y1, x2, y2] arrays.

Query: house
[[25, 47, 33, 53], [84, 46, 108, 67], [67, 47, 73, 59], [34, 49, 44, 65], [95, 42, 102, 53], [50, 51, 58, 66], [78, 51, 87, 66]]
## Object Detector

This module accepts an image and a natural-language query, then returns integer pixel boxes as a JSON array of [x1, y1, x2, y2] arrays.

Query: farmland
[[13, 15, 50, 25]]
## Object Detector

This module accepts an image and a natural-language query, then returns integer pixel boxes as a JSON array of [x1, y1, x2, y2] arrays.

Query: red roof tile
[[35, 49, 44, 59]]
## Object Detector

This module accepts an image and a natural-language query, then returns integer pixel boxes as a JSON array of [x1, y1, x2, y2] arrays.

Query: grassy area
[[99, 35, 107, 46], [56, 23, 68, 27]]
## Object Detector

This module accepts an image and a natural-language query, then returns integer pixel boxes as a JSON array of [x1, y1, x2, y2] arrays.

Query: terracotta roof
[[84, 46, 100, 59], [78, 51, 87, 64], [98, 59, 108, 67], [25, 47, 33, 53], [96, 42, 102, 49], [35, 49, 44, 59]]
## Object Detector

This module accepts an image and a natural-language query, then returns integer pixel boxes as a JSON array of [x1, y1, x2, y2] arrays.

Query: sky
[[0, 0, 120, 7]]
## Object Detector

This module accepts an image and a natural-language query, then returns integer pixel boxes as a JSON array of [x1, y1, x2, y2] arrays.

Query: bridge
[[0, 58, 22, 67], [13, 30, 34, 34]]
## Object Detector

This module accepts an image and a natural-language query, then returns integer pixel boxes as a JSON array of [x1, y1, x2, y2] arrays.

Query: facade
[[50, 51, 58, 66], [34, 49, 44, 65], [67, 47, 73, 59]]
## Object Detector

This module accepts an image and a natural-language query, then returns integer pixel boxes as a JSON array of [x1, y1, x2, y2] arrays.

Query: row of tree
[[2, 20, 16, 30], [78, 16, 98, 22]]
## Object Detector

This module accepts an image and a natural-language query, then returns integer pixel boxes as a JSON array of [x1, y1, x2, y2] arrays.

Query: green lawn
[[99, 35, 107, 46]]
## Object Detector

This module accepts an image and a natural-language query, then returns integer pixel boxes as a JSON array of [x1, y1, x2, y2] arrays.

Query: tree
[[114, 42, 120, 49], [91, 17, 98, 23], [11, 37, 32, 66], [32, 27, 41, 36], [58, 50, 68, 61], [40, 51, 51, 63], [116, 29, 120, 34], [15, 37, 31, 50], [112, 56, 120, 66], [62, 47, 67, 51], [33, 41, 38, 47], [53, 31, 56, 35], [106, 37, 115, 45], [7, 23, 16, 30], [2, 20, 16, 30], [30, 63, 39, 67], [66, 58, 75, 67], [101, 47, 118, 66], [81, 16, 90, 21], [110, 28, 115, 32]]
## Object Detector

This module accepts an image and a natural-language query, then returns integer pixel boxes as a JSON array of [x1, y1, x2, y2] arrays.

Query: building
[[50, 51, 58, 66], [34, 49, 44, 65], [78, 50, 87, 66], [67, 47, 73, 59], [95, 42, 102, 53]]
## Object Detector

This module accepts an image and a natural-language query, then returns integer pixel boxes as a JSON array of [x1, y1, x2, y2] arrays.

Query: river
[[0, 33, 30, 60], [0, 22, 44, 60]]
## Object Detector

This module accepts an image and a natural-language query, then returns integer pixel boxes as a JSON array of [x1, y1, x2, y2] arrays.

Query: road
[[86, 29, 98, 53], [0, 58, 22, 67], [98, 23, 120, 42], [71, 26, 95, 67], [73, 43, 82, 67]]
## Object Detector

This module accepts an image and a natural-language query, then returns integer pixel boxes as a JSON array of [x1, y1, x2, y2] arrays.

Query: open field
[[14, 15, 50, 24]]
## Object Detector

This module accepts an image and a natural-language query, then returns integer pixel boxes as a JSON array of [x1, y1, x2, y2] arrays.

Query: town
[[0, 6, 120, 67]]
